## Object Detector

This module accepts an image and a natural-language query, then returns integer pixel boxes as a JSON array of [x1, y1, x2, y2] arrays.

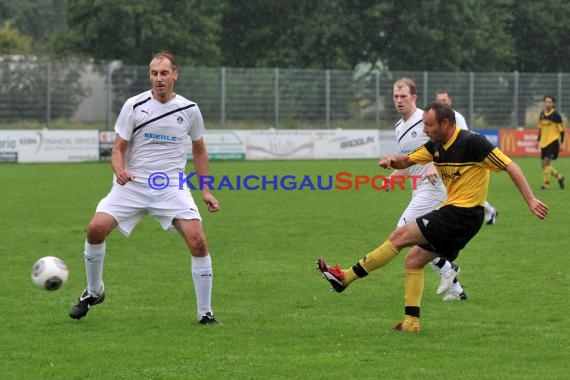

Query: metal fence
[[1, 58, 569, 130]]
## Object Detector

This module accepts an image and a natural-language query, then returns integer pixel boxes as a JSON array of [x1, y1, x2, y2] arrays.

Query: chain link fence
[[1, 58, 568, 130]]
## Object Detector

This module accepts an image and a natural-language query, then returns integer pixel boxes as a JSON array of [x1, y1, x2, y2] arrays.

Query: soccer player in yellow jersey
[[537, 95, 565, 189], [317, 102, 548, 332]]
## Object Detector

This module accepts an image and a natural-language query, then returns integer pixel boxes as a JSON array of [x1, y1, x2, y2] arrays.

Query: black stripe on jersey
[[398, 119, 422, 144], [486, 151, 508, 170], [133, 96, 151, 110], [434, 162, 476, 167], [132, 104, 196, 135], [395, 120, 403, 128]]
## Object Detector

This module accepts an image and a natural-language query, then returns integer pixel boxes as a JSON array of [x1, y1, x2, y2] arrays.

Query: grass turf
[[1, 157, 568, 379]]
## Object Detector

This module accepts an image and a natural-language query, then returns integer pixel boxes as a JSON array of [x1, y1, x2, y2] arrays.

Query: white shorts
[[96, 182, 202, 236], [397, 191, 444, 228]]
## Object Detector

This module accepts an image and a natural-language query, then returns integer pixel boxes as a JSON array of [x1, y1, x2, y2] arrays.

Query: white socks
[[429, 258, 452, 276], [84, 240, 105, 297], [192, 255, 213, 319], [483, 201, 494, 221]]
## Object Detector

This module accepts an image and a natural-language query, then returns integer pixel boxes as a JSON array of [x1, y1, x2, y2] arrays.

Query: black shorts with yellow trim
[[541, 140, 560, 160], [416, 205, 484, 262]]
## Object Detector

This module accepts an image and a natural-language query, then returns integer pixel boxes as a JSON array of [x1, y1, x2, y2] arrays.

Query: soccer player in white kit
[[69, 52, 221, 324], [386, 79, 466, 301], [435, 91, 499, 225]]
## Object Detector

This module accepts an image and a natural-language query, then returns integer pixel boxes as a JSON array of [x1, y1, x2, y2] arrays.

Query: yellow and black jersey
[[408, 127, 512, 208], [538, 109, 565, 148]]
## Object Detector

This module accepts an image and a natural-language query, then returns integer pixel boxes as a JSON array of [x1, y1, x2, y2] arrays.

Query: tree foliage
[[50, 0, 221, 65], [1, 0, 570, 72], [0, 21, 32, 54]]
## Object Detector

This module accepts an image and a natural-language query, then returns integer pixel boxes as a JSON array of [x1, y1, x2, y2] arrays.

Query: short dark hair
[[394, 77, 417, 96], [150, 51, 177, 71], [424, 102, 456, 125], [543, 95, 556, 102]]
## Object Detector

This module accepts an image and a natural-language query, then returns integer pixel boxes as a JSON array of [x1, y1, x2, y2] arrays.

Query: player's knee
[[388, 227, 410, 250], [86, 219, 111, 243], [404, 251, 425, 269], [188, 233, 208, 256]]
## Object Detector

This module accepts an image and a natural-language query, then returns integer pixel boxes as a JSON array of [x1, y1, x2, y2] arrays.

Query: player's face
[[149, 58, 178, 102], [436, 93, 452, 106], [393, 85, 417, 117], [423, 109, 449, 142], [544, 97, 554, 111]]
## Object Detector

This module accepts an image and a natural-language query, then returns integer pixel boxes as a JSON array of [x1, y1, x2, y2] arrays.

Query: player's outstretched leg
[[316, 258, 346, 292]]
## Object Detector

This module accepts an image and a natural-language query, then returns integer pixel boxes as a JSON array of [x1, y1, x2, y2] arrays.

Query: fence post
[[513, 71, 519, 128], [274, 67, 279, 128], [325, 69, 331, 128], [375, 70, 380, 129], [46, 61, 52, 128], [558, 72, 563, 111], [469, 72, 474, 129], [422, 71, 428, 105], [220, 67, 226, 129], [106, 63, 112, 130]]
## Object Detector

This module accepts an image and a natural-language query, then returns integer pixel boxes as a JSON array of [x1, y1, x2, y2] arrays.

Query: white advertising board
[[0, 130, 99, 163]]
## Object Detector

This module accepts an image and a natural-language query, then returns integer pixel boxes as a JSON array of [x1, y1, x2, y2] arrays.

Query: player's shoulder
[[173, 93, 198, 108], [125, 90, 152, 110]]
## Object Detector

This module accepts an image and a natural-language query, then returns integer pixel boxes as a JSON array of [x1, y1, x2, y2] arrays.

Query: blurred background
[[1, 0, 570, 131]]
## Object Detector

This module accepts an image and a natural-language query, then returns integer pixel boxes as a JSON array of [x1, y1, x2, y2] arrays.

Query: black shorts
[[541, 140, 560, 160], [416, 205, 484, 262]]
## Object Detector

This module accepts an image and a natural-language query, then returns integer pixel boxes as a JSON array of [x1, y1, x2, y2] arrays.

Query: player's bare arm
[[506, 161, 549, 219], [424, 162, 439, 186], [379, 154, 414, 170], [111, 136, 135, 185], [192, 138, 220, 212]]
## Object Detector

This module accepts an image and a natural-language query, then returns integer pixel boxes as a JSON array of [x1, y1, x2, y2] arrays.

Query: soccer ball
[[31, 256, 69, 291]]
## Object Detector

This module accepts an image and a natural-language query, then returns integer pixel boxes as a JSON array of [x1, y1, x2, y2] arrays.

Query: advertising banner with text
[[499, 129, 570, 157], [0, 130, 99, 163]]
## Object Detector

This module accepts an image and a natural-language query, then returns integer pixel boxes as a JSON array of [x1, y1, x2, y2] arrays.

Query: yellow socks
[[404, 268, 424, 311], [342, 240, 399, 286]]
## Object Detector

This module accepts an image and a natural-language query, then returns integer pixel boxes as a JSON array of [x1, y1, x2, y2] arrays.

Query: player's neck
[[401, 106, 417, 122], [152, 91, 176, 104]]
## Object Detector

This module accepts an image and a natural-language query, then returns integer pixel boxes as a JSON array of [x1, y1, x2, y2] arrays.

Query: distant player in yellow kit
[[538, 95, 565, 189]]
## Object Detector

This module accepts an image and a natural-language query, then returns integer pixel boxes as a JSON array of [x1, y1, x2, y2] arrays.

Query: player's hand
[[425, 165, 439, 186], [529, 198, 549, 219], [378, 156, 393, 169], [115, 169, 135, 185], [203, 192, 220, 212], [384, 176, 392, 192]]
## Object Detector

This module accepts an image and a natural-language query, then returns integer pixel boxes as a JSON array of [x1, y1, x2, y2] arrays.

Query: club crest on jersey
[[411, 131, 417, 138], [177, 116, 184, 124]]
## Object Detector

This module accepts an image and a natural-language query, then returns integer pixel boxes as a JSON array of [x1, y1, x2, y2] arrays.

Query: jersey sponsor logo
[[144, 132, 177, 142], [440, 169, 461, 182]]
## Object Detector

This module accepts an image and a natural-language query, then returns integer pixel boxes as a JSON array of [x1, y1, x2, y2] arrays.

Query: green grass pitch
[[1, 157, 569, 379]]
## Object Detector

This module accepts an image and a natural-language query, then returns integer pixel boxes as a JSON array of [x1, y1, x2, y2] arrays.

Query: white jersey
[[114, 90, 204, 185], [454, 110, 468, 130], [394, 108, 446, 198]]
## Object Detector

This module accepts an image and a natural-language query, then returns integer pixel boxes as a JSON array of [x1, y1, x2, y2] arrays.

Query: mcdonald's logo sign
[[500, 131, 516, 154]]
